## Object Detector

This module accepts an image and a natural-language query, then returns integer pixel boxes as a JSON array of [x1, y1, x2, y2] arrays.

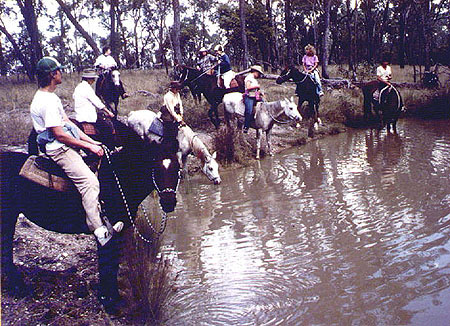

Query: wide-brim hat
[[169, 81, 183, 89], [250, 65, 264, 76], [199, 47, 208, 53], [81, 69, 98, 79], [36, 57, 65, 73]]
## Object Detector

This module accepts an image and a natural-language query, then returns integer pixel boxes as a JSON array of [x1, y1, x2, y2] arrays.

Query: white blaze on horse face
[[112, 70, 121, 86], [162, 159, 171, 170]]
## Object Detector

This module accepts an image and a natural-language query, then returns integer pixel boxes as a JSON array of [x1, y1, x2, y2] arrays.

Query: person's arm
[[61, 112, 102, 145], [87, 87, 114, 118], [245, 79, 259, 91], [50, 125, 103, 156]]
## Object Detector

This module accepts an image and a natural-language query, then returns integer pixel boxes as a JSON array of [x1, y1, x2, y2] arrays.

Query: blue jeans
[[244, 95, 255, 128]]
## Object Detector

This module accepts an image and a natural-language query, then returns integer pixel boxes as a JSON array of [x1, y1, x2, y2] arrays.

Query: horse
[[177, 65, 245, 128], [95, 69, 125, 117], [0, 119, 181, 315], [127, 110, 221, 184], [222, 94, 302, 159], [362, 81, 405, 133], [276, 66, 321, 137]]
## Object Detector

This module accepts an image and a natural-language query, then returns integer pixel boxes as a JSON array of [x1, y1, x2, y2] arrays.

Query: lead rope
[[267, 101, 292, 124], [102, 146, 167, 243]]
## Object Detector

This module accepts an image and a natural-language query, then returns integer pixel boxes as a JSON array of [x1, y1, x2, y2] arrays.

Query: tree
[[239, 0, 249, 69], [321, 0, 332, 78], [172, 0, 182, 64], [285, 0, 294, 64], [55, 0, 100, 56]]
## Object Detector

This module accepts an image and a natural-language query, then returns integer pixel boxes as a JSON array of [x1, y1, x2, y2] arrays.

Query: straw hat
[[199, 47, 208, 53], [250, 65, 264, 76], [214, 45, 223, 52], [81, 68, 98, 79]]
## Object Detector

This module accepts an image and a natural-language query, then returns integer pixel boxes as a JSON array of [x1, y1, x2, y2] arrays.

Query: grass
[[0, 65, 449, 152]]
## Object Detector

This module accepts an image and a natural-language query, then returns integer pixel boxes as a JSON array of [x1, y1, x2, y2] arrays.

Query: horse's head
[[276, 66, 294, 84], [111, 70, 121, 87], [202, 151, 221, 185], [281, 97, 302, 122], [152, 153, 180, 213]]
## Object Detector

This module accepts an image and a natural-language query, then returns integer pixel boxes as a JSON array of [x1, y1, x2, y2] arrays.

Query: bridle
[[151, 166, 181, 195]]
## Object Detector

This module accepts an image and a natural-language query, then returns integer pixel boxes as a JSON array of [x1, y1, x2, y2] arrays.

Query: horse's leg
[[208, 105, 220, 129], [256, 129, 261, 160], [97, 233, 122, 314], [180, 153, 189, 179], [266, 128, 273, 156]]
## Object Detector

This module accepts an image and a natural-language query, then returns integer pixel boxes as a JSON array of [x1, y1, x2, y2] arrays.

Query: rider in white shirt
[[373, 54, 393, 102], [94, 46, 129, 99]]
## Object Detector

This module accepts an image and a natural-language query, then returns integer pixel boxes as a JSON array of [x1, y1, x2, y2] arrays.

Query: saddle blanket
[[235, 101, 263, 117], [19, 155, 100, 192], [148, 117, 164, 137]]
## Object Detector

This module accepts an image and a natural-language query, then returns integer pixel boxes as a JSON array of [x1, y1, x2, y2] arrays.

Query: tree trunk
[[398, 5, 407, 68], [265, 0, 278, 71], [321, 0, 332, 79], [55, 0, 100, 56], [172, 0, 182, 64], [285, 0, 294, 64], [421, 0, 431, 71], [110, 0, 120, 63], [0, 38, 6, 76], [239, 0, 250, 69], [0, 24, 34, 80], [345, 0, 354, 76], [17, 0, 43, 79]]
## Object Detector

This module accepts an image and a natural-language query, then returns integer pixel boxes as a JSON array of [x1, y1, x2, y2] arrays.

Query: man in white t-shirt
[[30, 57, 122, 246], [161, 81, 184, 123], [73, 69, 115, 146], [373, 55, 393, 102], [94, 46, 129, 99]]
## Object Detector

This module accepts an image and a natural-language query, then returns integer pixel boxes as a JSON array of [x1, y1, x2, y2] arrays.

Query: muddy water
[[161, 119, 450, 325]]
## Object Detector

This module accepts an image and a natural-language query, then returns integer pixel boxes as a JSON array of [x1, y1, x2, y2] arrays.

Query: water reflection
[[161, 119, 450, 325]]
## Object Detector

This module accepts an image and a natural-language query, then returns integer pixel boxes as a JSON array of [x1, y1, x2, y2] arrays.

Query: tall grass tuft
[[121, 209, 177, 325], [214, 124, 253, 164]]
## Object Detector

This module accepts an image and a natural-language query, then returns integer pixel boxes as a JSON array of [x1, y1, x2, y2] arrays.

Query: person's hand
[[88, 143, 104, 157]]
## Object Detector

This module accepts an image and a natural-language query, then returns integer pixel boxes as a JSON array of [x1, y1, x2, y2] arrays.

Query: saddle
[[236, 100, 263, 118], [19, 154, 101, 192]]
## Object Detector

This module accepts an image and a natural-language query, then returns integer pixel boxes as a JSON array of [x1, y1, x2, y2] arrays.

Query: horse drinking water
[[276, 66, 321, 137], [222, 94, 302, 159], [0, 119, 181, 314], [128, 110, 221, 184]]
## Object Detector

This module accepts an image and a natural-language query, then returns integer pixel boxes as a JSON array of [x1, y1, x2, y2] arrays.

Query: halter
[[280, 68, 311, 85], [267, 101, 294, 124], [103, 146, 177, 243], [151, 167, 181, 195]]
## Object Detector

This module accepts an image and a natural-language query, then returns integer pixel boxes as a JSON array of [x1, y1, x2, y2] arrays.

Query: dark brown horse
[[276, 66, 320, 137], [1, 119, 180, 314], [95, 69, 126, 117], [177, 65, 245, 128], [362, 81, 405, 132]]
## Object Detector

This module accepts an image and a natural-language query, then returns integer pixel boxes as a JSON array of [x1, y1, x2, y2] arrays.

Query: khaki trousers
[[47, 146, 103, 231]]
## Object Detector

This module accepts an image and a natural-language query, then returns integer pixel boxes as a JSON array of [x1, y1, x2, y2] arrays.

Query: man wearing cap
[[73, 69, 115, 146], [214, 45, 235, 88], [243, 65, 264, 133], [30, 57, 122, 246], [160, 81, 184, 123], [197, 47, 217, 75]]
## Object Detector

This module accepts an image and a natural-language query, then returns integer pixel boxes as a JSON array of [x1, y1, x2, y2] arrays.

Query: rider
[[94, 46, 129, 99], [302, 44, 324, 96], [214, 45, 235, 88], [197, 47, 217, 75], [161, 81, 184, 124], [30, 57, 123, 246], [73, 69, 116, 146], [243, 65, 264, 133], [373, 54, 393, 102]]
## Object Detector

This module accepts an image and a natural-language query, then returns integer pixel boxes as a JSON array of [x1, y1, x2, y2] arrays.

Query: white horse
[[128, 110, 221, 184], [222, 94, 302, 159]]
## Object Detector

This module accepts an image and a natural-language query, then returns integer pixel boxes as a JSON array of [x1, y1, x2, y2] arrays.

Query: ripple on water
[[163, 119, 450, 325]]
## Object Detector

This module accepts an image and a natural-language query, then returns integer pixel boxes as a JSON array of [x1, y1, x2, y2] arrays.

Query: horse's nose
[[214, 177, 221, 185], [160, 194, 176, 213]]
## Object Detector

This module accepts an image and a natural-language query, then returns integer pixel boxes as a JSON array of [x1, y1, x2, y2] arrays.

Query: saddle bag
[[19, 154, 101, 192], [19, 155, 75, 192]]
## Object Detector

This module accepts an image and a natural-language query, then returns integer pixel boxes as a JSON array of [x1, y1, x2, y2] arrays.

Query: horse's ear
[[290, 96, 294, 103], [212, 151, 217, 159]]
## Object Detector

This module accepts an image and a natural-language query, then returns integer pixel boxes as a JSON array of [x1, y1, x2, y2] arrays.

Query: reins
[[267, 101, 293, 124], [102, 146, 170, 243]]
